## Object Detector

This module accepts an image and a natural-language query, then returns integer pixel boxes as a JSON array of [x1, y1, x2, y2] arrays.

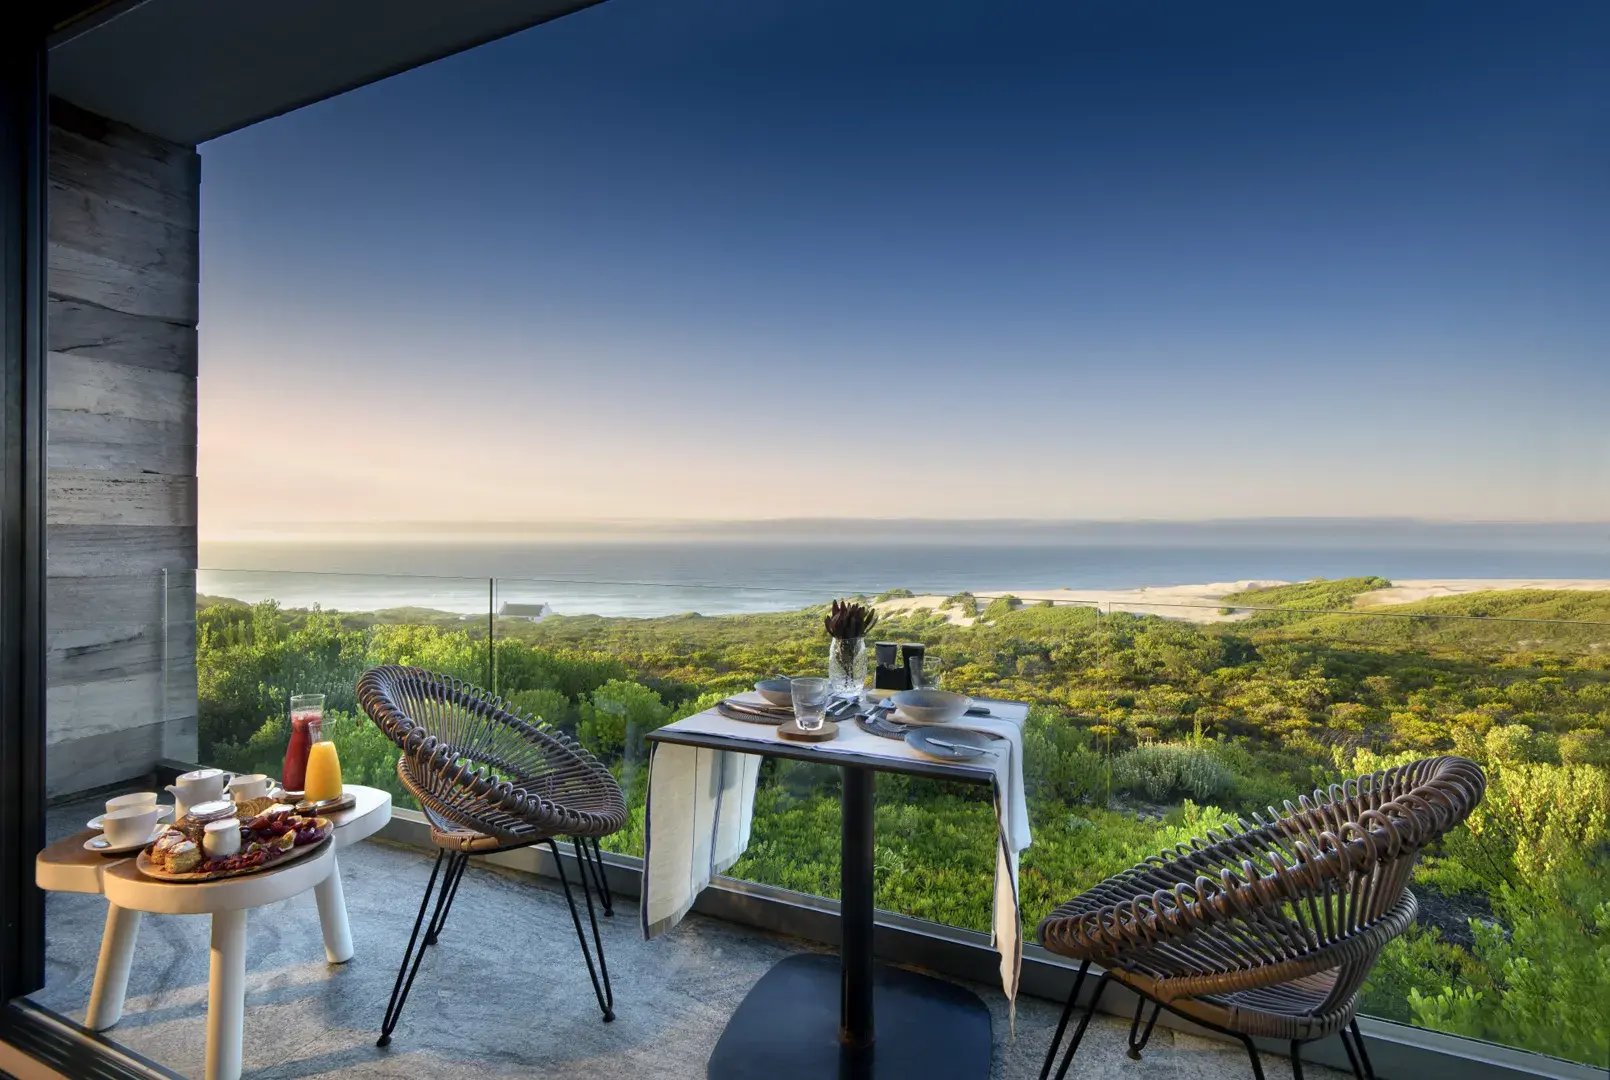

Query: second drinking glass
[[790, 676, 831, 732]]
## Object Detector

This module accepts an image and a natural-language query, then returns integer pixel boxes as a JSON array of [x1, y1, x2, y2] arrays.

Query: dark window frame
[[1, 7, 169, 1076]]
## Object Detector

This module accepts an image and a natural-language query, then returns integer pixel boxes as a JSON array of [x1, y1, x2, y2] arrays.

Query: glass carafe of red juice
[[283, 693, 324, 793]]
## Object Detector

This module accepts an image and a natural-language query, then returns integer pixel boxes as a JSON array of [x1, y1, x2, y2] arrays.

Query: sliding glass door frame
[[0, 0, 49, 1010]]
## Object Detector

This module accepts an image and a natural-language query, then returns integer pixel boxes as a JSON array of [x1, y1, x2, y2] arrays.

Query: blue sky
[[197, 0, 1609, 537]]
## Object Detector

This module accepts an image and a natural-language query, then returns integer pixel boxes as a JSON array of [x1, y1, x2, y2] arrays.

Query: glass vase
[[827, 635, 868, 698]]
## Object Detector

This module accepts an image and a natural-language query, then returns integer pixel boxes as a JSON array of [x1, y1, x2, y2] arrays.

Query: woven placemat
[[718, 700, 790, 725]]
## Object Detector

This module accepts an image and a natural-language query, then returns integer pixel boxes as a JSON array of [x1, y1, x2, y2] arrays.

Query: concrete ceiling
[[49, 0, 603, 145]]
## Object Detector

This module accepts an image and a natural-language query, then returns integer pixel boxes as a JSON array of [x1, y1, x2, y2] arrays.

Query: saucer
[[84, 823, 168, 855], [87, 804, 173, 832]]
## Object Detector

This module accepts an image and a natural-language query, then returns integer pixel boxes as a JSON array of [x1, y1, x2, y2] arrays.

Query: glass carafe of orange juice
[[303, 715, 344, 803]]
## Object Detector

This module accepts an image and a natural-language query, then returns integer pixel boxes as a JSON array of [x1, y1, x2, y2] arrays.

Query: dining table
[[34, 783, 392, 1080], [643, 697, 1030, 1079]]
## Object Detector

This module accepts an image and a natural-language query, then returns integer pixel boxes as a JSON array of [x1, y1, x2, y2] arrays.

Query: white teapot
[[165, 768, 230, 818]]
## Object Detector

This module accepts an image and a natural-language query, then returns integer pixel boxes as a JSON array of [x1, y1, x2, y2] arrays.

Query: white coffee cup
[[102, 805, 161, 847], [203, 818, 242, 859], [105, 791, 158, 816], [227, 773, 270, 801]]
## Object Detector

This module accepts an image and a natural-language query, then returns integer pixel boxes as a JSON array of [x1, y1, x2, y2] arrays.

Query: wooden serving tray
[[136, 821, 331, 883]]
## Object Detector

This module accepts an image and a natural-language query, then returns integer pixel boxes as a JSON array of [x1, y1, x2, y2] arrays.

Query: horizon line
[[199, 514, 1610, 543]]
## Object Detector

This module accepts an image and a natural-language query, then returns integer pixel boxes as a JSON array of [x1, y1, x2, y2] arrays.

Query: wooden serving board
[[136, 823, 331, 883]]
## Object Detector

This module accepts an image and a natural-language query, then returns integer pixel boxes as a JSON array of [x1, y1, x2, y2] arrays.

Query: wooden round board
[[778, 719, 838, 742], [136, 821, 331, 883]]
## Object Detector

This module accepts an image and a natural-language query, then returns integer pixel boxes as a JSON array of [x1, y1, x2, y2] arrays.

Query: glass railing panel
[[162, 568, 199, 764], [177, 568, 1610, 1068], [193, 569, 495, 805], [484, 580, 1118, 936], [489, 576, 827, 871]]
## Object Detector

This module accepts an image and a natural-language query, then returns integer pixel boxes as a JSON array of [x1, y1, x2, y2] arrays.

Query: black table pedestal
[[707, 766, 993, 1079]]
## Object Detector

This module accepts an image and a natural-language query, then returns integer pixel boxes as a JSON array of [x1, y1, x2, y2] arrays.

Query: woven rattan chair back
[[357, 664, 626, 845], [1043, 756, 1481, 1075], [1035, 755, 1485, 1080], [1041, 755, 1484, 1019]]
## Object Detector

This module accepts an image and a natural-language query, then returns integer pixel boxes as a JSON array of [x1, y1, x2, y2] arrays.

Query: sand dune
[[875, 578, 1610, 626], [1355, 579, 1610, 606]]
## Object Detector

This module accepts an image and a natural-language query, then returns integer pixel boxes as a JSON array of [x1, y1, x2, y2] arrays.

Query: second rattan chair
[[1036, 755, 1485, 1080], [356, 664, 628, 1047]]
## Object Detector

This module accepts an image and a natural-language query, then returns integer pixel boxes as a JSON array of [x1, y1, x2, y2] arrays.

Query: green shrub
[[506, 687, 576, 733], [981, 595, 1021, 620], [1559, 728, 1610, 767], [1484, 723, 1549, 764], [576, 679, 671, 763], [1021, 709, 1109, 805], [1112, 741, 1236, 803]]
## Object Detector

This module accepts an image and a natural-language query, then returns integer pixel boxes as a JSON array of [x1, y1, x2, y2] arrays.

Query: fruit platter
[[136, 809, 332, 882]]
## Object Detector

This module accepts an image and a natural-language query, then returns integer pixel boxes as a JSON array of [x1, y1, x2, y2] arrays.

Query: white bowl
[[754, 678, 793, 707], [891, 688, 971, 725]]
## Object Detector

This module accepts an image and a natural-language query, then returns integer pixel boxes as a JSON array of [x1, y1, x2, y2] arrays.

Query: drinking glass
[[790, 676, 831, 731], [912, 655, 945, 690]]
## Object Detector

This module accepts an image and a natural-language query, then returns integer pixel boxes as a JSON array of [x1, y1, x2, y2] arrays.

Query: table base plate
[[707, 954, 993, 1080]]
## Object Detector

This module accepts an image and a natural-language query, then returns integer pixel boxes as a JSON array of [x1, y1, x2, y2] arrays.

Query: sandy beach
[[875, 578, 1610, 626]]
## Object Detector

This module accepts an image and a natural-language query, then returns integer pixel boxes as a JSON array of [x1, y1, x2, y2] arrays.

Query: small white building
[[498, 601, 553, 622]]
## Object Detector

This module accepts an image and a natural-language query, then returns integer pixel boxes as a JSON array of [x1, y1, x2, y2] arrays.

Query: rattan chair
[[1036, 755, 1485, 1080], [356, 665, 628, 1047]]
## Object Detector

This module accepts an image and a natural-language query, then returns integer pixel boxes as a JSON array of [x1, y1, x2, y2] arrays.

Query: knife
[[925, 737, 994, 756]]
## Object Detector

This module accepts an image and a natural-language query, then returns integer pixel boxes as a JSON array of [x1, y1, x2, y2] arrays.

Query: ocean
[[198, 522, 1610, 618]]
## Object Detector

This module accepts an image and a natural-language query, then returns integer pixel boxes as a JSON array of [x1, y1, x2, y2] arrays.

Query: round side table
[[36, 785, 392, 1080]]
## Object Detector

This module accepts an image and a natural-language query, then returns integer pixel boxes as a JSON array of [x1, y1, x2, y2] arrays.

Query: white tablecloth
[[641, 701, 1031, 1005]]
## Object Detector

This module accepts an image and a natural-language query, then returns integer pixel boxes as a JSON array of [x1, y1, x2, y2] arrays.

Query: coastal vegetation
[[196, 581, 1610, 1066]]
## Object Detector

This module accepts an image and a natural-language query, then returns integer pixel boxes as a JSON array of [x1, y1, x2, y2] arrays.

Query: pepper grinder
[[873, 642, 908, 690]]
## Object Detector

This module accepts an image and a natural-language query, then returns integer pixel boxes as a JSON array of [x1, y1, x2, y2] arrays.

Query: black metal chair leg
[[585, 836, 614, 917], [424, 852, 468, 946], [1052, 973, 1110, 1080], [1127, 996, 1161, 1059], [1290, 1040, 1304, 1080], [1340, 1028, 1367, 1080], [1038, 961, 1088, 1080], [378, 850, 448, 1047], [1349, 1019, 1376, 1080], [548, 838, 614, 1022], [1238, 1035, 1266, 1080]]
